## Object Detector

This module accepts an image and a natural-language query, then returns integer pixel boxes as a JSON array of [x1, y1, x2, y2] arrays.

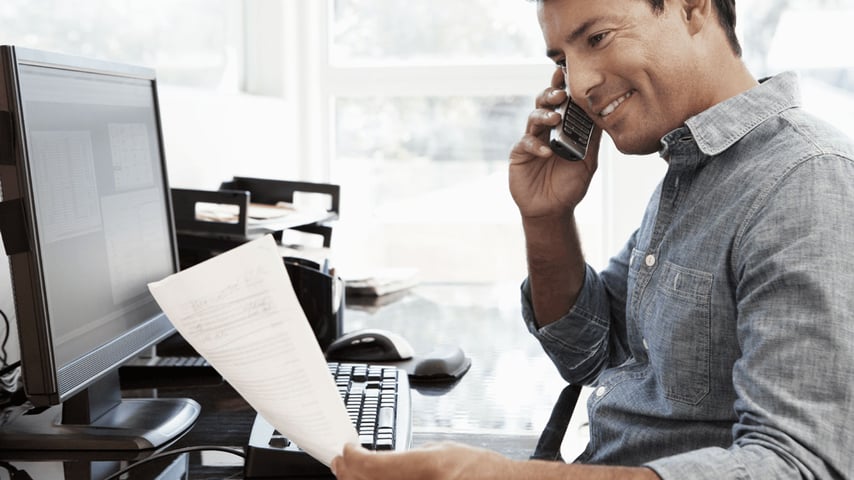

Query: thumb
[[332, 443, 372, 477]]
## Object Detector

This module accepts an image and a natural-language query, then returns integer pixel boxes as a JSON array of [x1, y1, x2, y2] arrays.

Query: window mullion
[[328, 63, 554, 97]]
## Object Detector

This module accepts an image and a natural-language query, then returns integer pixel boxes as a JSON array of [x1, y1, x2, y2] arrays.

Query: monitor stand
[[0, 370, 200, 454]]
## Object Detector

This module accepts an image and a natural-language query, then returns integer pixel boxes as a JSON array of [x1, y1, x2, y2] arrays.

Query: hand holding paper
[[147, 235, 358, 465]]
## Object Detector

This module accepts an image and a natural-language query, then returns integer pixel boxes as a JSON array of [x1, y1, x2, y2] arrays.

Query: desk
[[0, 282, 588, 479], [345, 282, 576, 457]]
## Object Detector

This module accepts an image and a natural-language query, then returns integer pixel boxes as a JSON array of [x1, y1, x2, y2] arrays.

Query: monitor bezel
[[0, 45, 181, 407]]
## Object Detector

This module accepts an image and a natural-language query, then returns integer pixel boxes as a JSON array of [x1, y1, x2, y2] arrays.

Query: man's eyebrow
[[545, 17, 604, 58]]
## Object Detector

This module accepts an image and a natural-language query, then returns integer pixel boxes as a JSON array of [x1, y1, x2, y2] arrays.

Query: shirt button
[[645, 255, 656, 267], [594, 386, 607, 397]]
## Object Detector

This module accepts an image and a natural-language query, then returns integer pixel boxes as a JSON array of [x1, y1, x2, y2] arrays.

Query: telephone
[[549, 96, 594, 161]]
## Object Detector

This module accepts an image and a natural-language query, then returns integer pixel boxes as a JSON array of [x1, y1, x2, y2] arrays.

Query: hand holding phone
[[549, 96, 594, 161]]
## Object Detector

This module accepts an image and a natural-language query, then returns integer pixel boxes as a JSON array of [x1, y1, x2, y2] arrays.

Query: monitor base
[[0, 397, 200, 454]]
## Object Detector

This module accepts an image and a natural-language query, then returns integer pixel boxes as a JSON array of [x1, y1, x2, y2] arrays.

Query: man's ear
[[680, 0, 712, 36]]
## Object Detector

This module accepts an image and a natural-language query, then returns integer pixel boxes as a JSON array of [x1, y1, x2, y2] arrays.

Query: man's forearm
[[523, 213, 586, 327], [514, 461, 661, 480]]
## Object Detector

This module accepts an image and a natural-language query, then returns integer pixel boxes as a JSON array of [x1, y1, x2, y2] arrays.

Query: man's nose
[[565, 59, 603, 106]]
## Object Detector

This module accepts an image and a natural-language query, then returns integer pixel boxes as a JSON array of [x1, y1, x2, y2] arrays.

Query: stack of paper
[[344, 267, 419, 297]]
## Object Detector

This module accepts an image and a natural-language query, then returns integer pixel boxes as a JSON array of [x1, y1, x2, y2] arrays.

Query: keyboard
[[118, 355, 222, 387], [244, 362, 411, 478], [147, 355, 209, 367]]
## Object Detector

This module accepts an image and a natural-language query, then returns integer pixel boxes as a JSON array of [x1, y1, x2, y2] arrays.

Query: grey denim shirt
[[522, 72, 854, 479]]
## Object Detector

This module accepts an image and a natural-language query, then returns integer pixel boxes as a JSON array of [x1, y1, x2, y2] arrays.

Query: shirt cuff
[[519, 266, 610, 382], [645, 447, 753, 480]]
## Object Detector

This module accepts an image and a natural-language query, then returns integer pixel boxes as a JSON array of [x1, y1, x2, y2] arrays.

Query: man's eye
[[589, 32, 608, 47]]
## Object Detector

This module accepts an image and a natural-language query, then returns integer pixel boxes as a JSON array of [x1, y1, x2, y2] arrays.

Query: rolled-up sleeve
[[521, 263, 622, 386]]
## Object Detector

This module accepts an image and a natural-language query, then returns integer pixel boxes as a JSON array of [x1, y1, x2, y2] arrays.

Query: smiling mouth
[[599, 90, 634, 118]]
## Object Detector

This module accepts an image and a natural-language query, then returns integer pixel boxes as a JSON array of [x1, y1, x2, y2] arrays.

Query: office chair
[[530, 384, 583, 461]]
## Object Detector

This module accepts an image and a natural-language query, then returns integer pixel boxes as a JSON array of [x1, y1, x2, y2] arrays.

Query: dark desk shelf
[[172, 176, 340, 269]]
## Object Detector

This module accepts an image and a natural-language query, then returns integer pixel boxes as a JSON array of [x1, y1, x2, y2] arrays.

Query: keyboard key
[[378, 407, 395, 429]]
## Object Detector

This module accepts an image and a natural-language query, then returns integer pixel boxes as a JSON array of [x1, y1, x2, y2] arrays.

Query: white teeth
[[599, 91, 633, 117]]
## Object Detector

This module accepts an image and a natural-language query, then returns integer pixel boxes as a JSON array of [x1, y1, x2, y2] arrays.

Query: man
[[332, 0, 854, 478]]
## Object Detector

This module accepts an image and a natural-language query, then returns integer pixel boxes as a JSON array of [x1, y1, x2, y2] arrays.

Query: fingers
[[522, 68, 570, 160], [332, 442, 460, 480], [332, 443, 371, 480], [331, 456, 342, 477], [332, 443, 414, 480], [535, 84, 566, 110], [530, 82, 566, 150], [510, 133, 553, 165], [333, 442, 515, 480], [550, 65, 566, 89], [523, 95, 562, 161], [515, 92, 565, 161], [527, 107, 562, 136]]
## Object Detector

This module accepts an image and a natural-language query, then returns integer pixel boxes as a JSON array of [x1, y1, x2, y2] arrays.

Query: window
[[738, 0, 854, 138], [321, 0, 562, 283], [0, 0, 241, 90], [0, 1, 304, 197], [330, 0, 543, 63]]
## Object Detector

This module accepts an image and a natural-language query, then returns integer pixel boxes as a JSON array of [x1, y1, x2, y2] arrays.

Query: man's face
[[539, 0, 714, 155]]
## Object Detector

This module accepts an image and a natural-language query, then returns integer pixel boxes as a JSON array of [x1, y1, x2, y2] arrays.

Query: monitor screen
[[0, 46, 198, 452], [17, 56, 175, 381]]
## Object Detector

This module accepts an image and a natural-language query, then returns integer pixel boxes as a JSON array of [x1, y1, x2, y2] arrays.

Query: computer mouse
[[325, 328, 415, 362]]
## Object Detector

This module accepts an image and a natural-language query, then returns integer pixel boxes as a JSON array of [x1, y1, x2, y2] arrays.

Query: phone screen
[[549, 97, 594, 161]]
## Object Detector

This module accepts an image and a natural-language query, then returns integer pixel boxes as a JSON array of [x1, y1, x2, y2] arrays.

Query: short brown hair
[[532, 0, 742, 56]]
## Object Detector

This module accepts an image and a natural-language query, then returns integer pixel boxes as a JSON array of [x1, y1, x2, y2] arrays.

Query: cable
[[101, 445, 245, 480], [0, 308, 10, 368]]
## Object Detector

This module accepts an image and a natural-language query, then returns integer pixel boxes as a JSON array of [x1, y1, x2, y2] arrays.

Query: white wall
[[158, 86, 300, 190]]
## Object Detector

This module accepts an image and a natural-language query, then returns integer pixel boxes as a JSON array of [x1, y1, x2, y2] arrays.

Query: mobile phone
[[549, 96, 594, 161]]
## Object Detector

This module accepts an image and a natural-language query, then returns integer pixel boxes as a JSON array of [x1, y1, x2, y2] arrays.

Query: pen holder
[[283, 257, 343, 350]]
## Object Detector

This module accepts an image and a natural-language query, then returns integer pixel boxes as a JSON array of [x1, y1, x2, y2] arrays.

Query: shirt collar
[[662, 71, 802, 157]]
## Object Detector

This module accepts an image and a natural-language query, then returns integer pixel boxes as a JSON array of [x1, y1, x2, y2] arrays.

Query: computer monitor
[[0, 46, 199, 452]]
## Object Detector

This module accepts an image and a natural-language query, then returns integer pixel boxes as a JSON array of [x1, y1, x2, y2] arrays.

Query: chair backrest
[[530, 384, 583, 462]]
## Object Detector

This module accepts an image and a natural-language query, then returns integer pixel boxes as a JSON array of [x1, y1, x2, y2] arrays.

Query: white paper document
[[147, 235, 358, 466]]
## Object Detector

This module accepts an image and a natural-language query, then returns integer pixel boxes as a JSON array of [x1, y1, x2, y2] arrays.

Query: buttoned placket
[[628, 133, 699, 358]]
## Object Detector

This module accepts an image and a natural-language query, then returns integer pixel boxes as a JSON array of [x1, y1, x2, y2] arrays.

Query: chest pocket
[[642, 260, 713, 405]]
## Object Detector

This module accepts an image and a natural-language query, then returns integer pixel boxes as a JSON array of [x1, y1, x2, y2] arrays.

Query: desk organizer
[[169, 177, 343, 349], [172, 176, 340, 268]]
